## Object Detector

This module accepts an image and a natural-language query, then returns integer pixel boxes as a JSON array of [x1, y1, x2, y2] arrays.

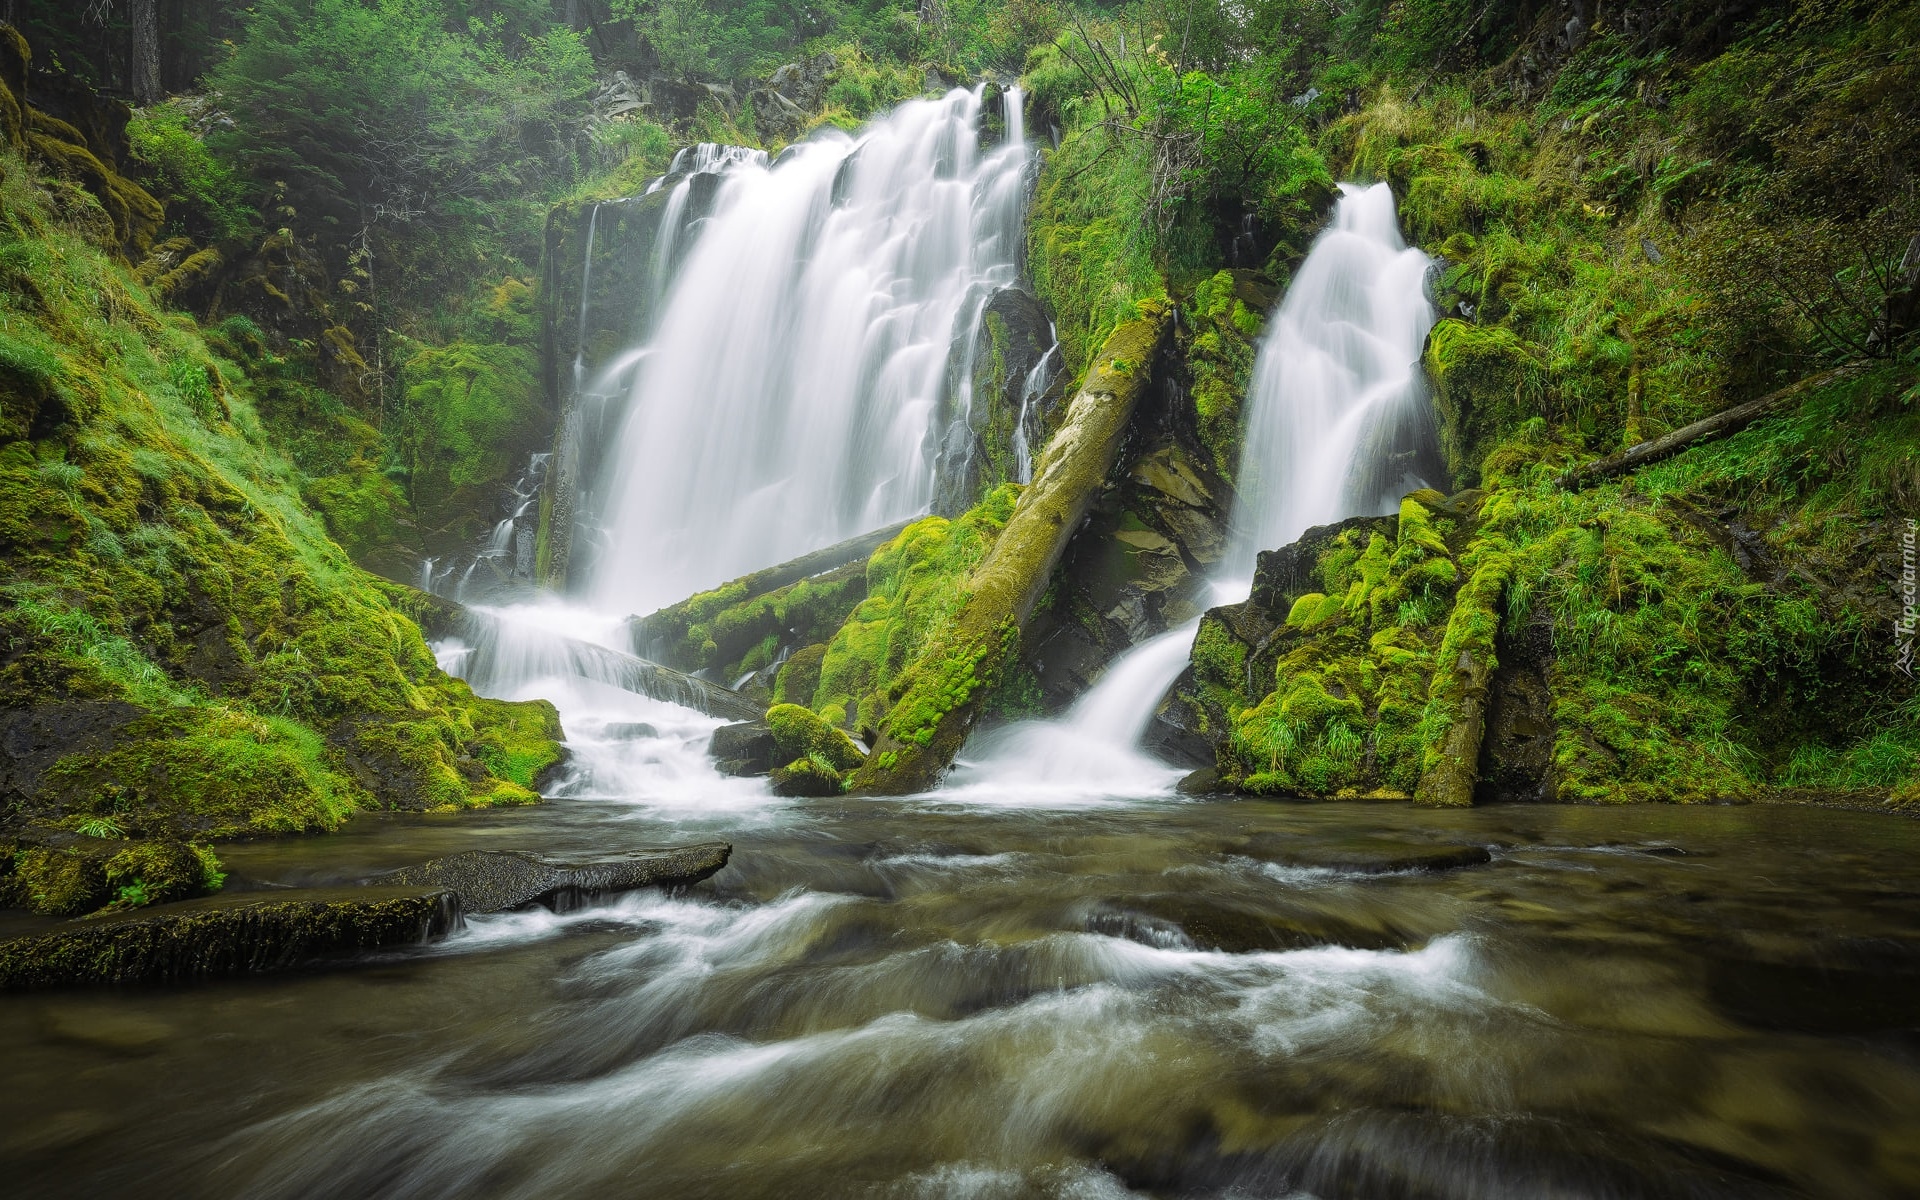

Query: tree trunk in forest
[[1558, 362, 1866, 489], [130, 0, 161, 103]]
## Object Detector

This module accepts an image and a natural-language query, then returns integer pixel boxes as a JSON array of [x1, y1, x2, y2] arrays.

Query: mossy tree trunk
[[1413, 549, 1511, 808], [849, 303, 1173, 794]]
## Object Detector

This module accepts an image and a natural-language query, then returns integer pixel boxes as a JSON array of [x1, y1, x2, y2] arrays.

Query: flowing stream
[[6, 111, 1919, 1200]]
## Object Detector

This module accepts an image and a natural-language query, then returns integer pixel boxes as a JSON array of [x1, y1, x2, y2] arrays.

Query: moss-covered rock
[[765, 703, 866, 771], [0, 834, 222, 917], [769, 755, 845, 797], [0, 886, 461, 990]]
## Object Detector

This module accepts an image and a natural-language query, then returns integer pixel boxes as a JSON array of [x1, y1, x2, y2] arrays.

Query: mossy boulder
[[765, 703, 865, 771], [1, 834, 222, 917], [769, 756, 845, 797]]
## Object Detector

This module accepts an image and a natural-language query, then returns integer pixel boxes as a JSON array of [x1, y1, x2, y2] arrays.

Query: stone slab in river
[[0, 886, 460, 990], [375, 843, 732, 913]]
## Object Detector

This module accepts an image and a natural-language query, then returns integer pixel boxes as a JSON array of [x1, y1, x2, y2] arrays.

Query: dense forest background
[[1, 0, 1916, 911]]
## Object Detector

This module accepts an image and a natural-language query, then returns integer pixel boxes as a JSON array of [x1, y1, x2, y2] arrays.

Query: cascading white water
[[948, 185, 1443, 790], [1227, 181, 1442, 573], [590, 88, 1030, 615], [941, 619, 1200, 804]]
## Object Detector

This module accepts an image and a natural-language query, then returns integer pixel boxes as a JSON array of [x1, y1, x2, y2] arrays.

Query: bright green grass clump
[[809, 485, 1022, 734]]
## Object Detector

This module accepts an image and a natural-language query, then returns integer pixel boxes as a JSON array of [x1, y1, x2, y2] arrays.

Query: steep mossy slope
[[0, 83, 562, 909], [1020, 1, 1920, 805]]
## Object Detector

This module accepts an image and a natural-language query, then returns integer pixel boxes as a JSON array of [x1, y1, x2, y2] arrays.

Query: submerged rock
[[374, 844, 731, 913], [0, 886, 460, 990]]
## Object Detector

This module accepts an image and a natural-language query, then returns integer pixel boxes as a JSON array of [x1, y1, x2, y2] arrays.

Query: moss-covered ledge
[[849, 301, 1173, 794]]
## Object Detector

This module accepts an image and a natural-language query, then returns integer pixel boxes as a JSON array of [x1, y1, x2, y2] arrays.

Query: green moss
[[1184, 271, 1264, 483], [396, 340, 545, 541], [812, 486, 1022, 735], [0, 138, 559, 851], [766, 703, 865, 771], [773, 643, 827, 706]]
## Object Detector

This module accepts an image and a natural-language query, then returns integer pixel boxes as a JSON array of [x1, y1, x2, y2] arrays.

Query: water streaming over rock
[[587, 87, 1030, 615], [1228, 181, 1446, 573], [943, 619, 1200, 803]]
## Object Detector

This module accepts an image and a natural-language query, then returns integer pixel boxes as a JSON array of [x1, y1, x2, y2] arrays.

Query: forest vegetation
[[0, 0, 1916, 914]]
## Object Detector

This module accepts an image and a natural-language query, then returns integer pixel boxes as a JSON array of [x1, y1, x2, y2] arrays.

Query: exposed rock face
[[711, 721, 775, 776], [747, 54, 838, 142], [1477, 604, 1557, 803], [375, 844, 731, 913], [1025, 439, 1232, 710], [851, 304, 1174, 793], [0, 887, 461, 990], [936, 286, 1058, 514]]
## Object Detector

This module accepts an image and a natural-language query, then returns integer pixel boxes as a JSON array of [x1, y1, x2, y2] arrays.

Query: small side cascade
[[1012, 327, 1059, 484], [1227, 181, 1445, 572], [417, 451, 550, 602]]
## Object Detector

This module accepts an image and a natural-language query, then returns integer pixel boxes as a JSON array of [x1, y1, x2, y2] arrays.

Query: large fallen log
[[849, 302, 1174, 794], [1559, 363, 1865, 490], [627, 517, 917, 667]]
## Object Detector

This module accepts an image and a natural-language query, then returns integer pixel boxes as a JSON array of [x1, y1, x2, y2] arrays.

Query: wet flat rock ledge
[[0, 843, 731, 990], [375, 843, 732, 913]]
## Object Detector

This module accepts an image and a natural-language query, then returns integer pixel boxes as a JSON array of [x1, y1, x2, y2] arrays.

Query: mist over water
[[587, 87, 1030, 615]]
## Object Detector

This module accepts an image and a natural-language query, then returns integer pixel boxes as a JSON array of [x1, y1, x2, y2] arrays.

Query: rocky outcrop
[[0, 887, 460, 990], [375, 843, 730, 912], [936, 286, 1059, 514], [1155, 490, 1500, 805], [1025, 439, 1233, 711], [851, 304, 1174, 793], [748, 54, 838, 142], [711, 721, 775, 776]]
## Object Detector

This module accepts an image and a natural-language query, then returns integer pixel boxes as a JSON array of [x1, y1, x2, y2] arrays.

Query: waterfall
[[942, 620, 1199, 803], [588, 87, 1030, 615], [1227, 182, 1444, 573], [944, 185, 1444, 792], [1011, 327, 1058, 484]]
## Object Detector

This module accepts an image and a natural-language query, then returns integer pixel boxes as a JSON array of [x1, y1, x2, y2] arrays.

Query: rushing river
[[5, 686, 1919, 1199]]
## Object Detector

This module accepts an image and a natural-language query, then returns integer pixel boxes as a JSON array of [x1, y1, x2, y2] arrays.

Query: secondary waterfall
[[588, 88, 1030, 615], [942, 619, 1200, 803], [960, 183, 1446, 779], [1228, 181, 1444, 571]]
